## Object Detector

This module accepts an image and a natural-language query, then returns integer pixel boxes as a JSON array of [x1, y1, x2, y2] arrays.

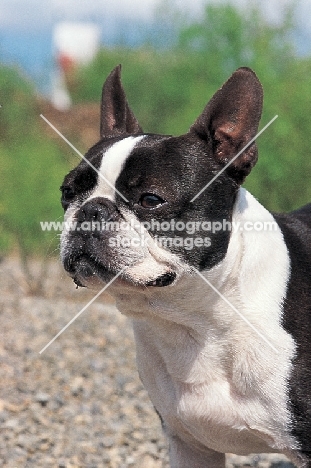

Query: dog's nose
[[77, 197, 117, 224]]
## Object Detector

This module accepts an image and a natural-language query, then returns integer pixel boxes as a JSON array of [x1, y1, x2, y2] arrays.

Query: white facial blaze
[[92, 135, 145, 201]]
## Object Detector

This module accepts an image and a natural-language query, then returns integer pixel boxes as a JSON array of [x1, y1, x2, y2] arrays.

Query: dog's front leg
[[168, 435, 225, 468]]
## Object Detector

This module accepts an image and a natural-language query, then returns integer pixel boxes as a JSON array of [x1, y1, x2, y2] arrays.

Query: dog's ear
[[190, 67, 263, 184], [100, 65, 143, 138]]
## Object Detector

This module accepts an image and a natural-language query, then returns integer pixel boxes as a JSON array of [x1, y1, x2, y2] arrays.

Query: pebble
[[35, 392, 50, 406], [0, 258, 296, 467]]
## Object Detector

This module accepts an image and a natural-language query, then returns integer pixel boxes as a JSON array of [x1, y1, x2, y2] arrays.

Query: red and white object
[[51, 22, 101, 110], [53, 22, 101, 71]]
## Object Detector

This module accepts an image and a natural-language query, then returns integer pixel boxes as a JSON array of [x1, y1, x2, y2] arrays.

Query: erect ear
[[190, 67, 263, 184], [100, 65, 143, 138]]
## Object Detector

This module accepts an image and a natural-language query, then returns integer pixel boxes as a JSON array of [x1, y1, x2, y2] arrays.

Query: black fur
[[275, 205, 311, 455]]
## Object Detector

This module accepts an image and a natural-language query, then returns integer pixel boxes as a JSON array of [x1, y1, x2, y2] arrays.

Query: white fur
[[91, 136, 145, 201], [113, 188, 302, 466], [61, 136, 145, 264]]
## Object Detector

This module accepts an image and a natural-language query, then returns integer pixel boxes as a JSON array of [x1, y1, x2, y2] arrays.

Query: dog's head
[[60, 66, 262, 291]]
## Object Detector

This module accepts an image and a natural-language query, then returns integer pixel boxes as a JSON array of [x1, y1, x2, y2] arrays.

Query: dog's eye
[[139, 193, 165, 209], [60, 186, 75, 210]]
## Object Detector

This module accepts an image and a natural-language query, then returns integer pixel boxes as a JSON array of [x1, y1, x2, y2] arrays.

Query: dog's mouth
[[64, 255, 177, 288], [146, 272, 176, 287], [64, 255, 111, 287]]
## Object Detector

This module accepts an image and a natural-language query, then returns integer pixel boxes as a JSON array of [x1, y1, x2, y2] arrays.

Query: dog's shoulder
[[273, 202, 311, 320], [273, 205, 311, 455]]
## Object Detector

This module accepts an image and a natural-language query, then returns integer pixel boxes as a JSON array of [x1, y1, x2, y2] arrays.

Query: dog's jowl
[[60, 66, 311, 467]]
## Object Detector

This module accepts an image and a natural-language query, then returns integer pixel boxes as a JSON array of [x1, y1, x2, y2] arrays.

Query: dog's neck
[[114, 188, 290, 336], [113, 189, 295, 387]]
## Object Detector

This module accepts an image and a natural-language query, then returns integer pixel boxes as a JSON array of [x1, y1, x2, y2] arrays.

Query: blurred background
[[1, 0, 311, 275]]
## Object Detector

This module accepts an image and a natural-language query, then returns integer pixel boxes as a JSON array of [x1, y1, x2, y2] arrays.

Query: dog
[[60, 66, 311, 467]]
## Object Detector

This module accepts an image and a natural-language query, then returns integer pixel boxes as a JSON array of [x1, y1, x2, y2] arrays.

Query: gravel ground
[[0, 257, 295, 468]]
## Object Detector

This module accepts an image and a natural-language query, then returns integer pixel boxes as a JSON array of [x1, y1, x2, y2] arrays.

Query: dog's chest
[[133, 316, 296, 455], [172, 374, 278, 454]]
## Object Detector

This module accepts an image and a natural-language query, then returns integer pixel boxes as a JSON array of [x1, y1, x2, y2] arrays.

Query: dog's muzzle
[[63, 197, 177, 288]]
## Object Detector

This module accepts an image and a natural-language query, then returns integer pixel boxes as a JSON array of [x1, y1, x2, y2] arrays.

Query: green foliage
[[0, 65, 70, 256]]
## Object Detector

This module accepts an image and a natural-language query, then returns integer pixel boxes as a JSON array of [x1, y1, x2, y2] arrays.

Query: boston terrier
[[60, 66, 311, 467]]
